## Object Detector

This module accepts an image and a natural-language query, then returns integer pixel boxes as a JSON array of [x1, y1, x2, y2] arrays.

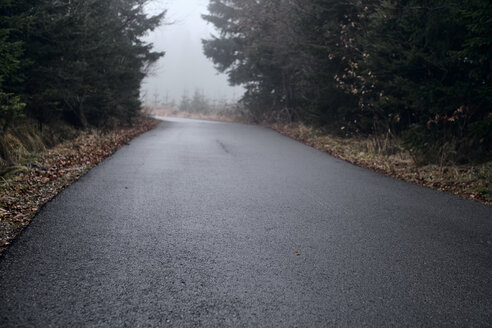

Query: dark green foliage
[[0, 0, 25, 130], [203, 0, 304, 122], [0, 0, 165, 129], [351, 1, 492, 162], [203, 0, 492, 163]]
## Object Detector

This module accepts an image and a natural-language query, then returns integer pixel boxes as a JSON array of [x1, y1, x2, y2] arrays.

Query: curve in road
[[0, 117, 491, 327]]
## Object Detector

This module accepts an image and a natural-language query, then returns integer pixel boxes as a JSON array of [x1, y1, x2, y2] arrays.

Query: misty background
[[142, 0, 244, 107]]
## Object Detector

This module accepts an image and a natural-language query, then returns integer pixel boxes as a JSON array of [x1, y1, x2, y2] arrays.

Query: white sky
[[141, 0, 244, 106]]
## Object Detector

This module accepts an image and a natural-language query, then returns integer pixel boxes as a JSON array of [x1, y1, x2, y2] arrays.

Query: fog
[[142, 0, 244, 107]]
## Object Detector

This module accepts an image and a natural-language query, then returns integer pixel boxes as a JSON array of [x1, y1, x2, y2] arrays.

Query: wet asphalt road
[[0, 117, 491, 327]]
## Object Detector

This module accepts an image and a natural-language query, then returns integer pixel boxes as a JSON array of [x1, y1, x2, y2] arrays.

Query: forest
[[1, 0, 490, 167], [0, 0, 166, 248], [0, 0, 164, 130], [203, 0, 492, 164]]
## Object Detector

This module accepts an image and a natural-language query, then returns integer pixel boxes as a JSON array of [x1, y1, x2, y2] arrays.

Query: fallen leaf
[[13, 214, 24, 221]]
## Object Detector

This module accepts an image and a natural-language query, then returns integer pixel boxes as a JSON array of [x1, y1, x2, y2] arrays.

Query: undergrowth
[[0, 117, 160, 255], [0, 121, 79, 171], [272, 123, 492, 205]]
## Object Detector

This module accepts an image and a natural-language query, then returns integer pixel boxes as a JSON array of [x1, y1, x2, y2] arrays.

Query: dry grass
[[0, 122, 81, 168], [272, 123, 492, 206], [148, 107, 249, 123], [146, 108, 492, 205]]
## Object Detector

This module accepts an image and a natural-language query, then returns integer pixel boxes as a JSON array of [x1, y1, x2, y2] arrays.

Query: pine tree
[[8, 0, 165, 127], [0, 0, 25, 129]]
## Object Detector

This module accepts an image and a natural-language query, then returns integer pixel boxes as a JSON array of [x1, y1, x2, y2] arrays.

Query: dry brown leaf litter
[[0, 118, 160, 255], [272, 123, 491, 206]]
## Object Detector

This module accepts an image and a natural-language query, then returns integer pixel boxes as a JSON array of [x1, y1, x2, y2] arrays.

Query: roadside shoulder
[[0, 118, 160, 255]]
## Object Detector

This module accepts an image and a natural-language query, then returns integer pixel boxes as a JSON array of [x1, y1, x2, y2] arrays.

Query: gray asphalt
[[0, 117, 491, 327]]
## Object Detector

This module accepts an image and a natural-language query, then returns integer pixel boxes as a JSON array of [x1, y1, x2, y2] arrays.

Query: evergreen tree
[[0, 0, 25, 129], [203, 0, 491, 161], [339, 0, 491, 160], [2, 0, 165, 128], [190, 90, 210, 113], [179, 92, 191, 112], [203, 0, 297, 120]]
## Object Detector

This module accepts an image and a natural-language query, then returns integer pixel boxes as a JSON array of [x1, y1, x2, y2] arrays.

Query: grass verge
[[0, 117, 160, 255], [148, 107, 249, 123], [142, 109, 492, 206], [272, 123, 491, 206]]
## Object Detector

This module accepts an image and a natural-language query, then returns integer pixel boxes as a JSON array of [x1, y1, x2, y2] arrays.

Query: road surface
[[1, 117, 491, 327]]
